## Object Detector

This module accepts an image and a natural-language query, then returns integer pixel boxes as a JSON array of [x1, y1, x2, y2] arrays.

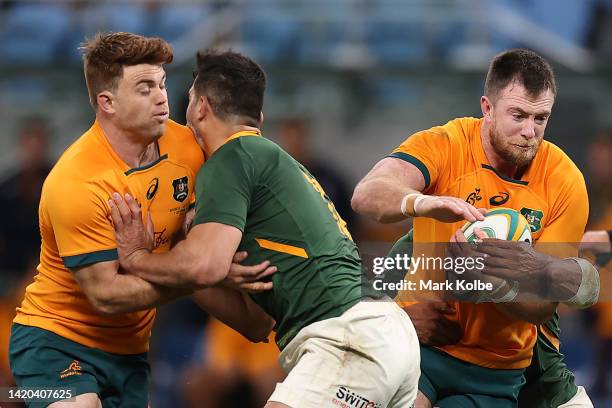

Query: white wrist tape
[[565, 257, 599, 308], [413, 195, 429, 214], [400, 193, 423, 217]]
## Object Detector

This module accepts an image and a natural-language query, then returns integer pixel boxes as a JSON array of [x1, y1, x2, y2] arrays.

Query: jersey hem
[[438, 346, 533, 370], [12, 314, 151, 355], [387, 152, 431, 188], [62, 249, 118, 269]]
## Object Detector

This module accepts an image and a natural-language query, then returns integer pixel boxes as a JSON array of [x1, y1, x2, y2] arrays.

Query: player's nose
[[521, 119, 536, 139]]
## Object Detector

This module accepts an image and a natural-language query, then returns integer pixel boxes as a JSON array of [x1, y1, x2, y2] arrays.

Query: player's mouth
[[153, 112, 169, 121], [513, 144, 533, 150]]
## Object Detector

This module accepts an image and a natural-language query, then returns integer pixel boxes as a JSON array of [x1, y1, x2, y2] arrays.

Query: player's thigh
[[48, 393, 102, 408], [9, 324, 101, 405], [267, 337, 349, 407], [419, 346, 524, 407], [269, 301, 420, 408], [110, 353, 150, 408], [558, 386, 594, 408]]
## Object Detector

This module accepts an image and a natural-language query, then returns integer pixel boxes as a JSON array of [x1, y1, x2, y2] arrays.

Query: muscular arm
[[122, 222, 242, 289], [72, 260, 191, 316], [192, 287, 274, 343], [352, 157, 484, 224], [351, 157, 424, 223], [494, 302, 558, 325]]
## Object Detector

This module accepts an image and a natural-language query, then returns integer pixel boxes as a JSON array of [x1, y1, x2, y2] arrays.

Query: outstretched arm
[[109, 193, 275, 290], [192, 287, 275, 343], [352, 157, 484, 223]]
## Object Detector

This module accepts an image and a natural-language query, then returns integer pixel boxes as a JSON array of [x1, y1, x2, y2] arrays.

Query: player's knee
[[48, 392, 101, 408]]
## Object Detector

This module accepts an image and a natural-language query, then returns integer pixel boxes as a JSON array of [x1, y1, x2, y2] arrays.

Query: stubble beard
[[490, 120, 540, 169]]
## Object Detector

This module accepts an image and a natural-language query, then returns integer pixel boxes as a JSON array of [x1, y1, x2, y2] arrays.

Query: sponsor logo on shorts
[[59, 360, 82, 379], [332, 386, 381, 408]]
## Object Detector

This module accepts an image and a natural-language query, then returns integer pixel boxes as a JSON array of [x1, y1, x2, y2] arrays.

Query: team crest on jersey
[[520, 207, 543, 232], [172, 176, 189, 202]]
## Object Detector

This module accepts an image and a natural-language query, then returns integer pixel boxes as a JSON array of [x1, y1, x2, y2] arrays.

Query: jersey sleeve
[[45, 178, 118, 269], [192, 142, 255, 232], [387, 128, 450, 191], [535, 165, 588, 257]]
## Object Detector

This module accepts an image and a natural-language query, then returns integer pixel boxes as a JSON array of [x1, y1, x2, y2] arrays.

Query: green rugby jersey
[[192, 131, 367, 350], [519, 313, 578, 407]]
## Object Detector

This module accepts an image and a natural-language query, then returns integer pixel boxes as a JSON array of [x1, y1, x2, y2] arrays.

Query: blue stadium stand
[[239, 0, 302, 64], [0, 4, 70, 65], [146, 4, 210, 42]]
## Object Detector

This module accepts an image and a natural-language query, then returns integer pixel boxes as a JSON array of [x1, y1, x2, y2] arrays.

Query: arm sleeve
[[387, 128, 450, 192], [192, 143, 256, 232], [46, 181, 118, 268], [535, 168, 589, 257]]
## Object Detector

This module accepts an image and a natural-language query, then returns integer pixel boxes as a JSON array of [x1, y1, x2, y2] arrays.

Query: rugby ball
[[462, 207, 532, 244]]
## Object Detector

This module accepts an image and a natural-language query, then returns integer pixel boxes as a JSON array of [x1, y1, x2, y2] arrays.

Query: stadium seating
[[0, 4, 70, 64]]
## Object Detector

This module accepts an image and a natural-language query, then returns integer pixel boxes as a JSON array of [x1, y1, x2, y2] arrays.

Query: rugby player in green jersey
[[108, 50, 421, 408]]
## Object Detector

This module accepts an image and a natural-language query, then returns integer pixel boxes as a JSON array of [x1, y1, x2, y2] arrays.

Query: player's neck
[[98, 118, 159, 168], [205, 122, 261, 157]]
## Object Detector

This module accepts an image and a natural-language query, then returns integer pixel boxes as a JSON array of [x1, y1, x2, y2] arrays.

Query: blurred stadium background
[[0, 0, 610, 407]]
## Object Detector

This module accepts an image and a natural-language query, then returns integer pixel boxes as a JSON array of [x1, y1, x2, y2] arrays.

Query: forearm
[[547, 258, 582, 300], [553, 257, 600, 308], [494, 301, 558, 325], [352, 176, 417, 223], [94, 273, 191, 315], [128, 239, 226, 288], [191, 287, 274, 342], [542, 255, 598, 308]]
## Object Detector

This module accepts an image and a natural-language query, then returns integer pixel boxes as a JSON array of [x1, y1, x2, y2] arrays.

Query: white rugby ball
[[462, 207, 532, 244]]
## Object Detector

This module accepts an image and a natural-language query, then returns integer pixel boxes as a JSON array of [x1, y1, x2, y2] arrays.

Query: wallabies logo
[[172, 177, 189, 202], [520, 207, 543, 233]]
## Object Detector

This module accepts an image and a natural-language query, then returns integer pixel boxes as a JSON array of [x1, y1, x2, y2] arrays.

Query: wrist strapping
[[565, 257, 599, 308], [400, 193, 422, 217], [400, 193, 428, 217]]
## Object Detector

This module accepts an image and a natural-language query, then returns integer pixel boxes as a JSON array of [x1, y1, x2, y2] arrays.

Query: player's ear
[[259, 111, 264, 125], [481, 95, 492, 120], [198, 96, 211, 121], [97, 91, 115, 115]]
